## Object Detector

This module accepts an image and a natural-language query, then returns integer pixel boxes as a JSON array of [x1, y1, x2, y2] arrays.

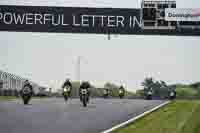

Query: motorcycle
[[81, 88, 88, 107], [63, 86, 71, 102], [169, 91, 176, 100], [119, 89, 125, 99], [146, 91, 152, 100], [21, 86, 33, 105]]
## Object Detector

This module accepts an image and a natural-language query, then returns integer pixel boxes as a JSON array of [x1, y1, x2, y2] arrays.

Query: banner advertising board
[[0, 5, 142, 34], [165, 8, 200, 21]]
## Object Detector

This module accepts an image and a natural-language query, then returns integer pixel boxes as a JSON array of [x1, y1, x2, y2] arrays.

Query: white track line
[[101, 101, 171, 133]]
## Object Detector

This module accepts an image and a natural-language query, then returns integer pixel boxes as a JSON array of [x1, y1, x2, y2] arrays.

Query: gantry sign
[[0, 4, 199, 36], [0, 5, 141, 34]]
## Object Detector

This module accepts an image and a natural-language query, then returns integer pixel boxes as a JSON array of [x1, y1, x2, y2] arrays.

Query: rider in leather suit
[[62, 79, 72, 97]]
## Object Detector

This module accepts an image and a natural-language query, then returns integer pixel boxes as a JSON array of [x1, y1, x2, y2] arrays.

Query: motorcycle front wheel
[[23, 96, 30, 105], [64, 96, 68, 101], [82, 95, 87, 107], [119, 95, 124, 99], [80, 95, 82, 101]]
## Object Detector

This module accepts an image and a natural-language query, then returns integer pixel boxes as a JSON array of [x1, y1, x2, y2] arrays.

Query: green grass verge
[[0, 96, 50, 101], [176, 87, 198, 97], [113, 100, 200, 133], [0, 96, 19, 100]]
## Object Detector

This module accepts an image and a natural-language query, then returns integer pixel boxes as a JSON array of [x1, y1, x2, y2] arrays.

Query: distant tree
[[142, 77, 154, 88], [190, 82, 200, 89], [136, 89, 145, 97], [153, 81, 161, 96], [160, 80, 167, 88], [141, 77, 154, 95], [142, 78, 170, 98], [104, 82, 119, 89], [159, 80, 170, 98], [104, 82, 120, 97]]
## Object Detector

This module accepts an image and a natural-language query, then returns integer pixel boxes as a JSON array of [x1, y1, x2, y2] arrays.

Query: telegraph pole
[[75, 56, 88, 96], [76, 56, 81, 97], [76, 56, 81, 83]]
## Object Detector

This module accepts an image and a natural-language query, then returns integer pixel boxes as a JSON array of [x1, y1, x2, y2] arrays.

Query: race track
[[0, 98, 165, 133]]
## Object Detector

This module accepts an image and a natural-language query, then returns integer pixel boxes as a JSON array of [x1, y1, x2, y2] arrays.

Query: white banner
[[165, 8, 200, 21]]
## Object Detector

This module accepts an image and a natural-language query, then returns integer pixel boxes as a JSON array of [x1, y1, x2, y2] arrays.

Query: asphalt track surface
[[0, 98, 165, 133]]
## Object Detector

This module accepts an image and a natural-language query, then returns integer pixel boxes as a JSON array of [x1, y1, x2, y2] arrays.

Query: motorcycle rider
[[20, 80, 33, 104], [169, 89, 176, 100], [119, 85, 125, 98], [79, 81, 91, 102], [20, 80, 33, 96], [103, 88, 109, 98], [146, 88, 153, 100], [62, 79, 72, 97], [119, 86, 125, 93]]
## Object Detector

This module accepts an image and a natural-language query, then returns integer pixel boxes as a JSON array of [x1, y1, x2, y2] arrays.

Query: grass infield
[[0, 96, 19, 100], [0, 96, 49, 100], [113, 100, 200, 133]]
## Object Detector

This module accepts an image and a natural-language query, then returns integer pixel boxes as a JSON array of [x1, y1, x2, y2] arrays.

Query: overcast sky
[[0, 0, 200, 92]]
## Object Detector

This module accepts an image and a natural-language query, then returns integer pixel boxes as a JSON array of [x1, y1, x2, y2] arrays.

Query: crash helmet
[[65, 78, 71, 82], [119, 86, 124, 90], [24, 80, 30, 85]]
